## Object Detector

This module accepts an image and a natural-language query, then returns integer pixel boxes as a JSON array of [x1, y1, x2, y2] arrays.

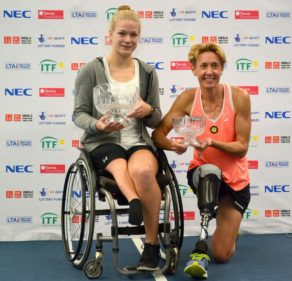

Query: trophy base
[[108, 116, 129, 126], [189, 140, 202, 148]]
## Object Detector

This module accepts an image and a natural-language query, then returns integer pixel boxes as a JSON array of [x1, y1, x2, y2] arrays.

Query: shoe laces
[[190, 252, 210, 262]]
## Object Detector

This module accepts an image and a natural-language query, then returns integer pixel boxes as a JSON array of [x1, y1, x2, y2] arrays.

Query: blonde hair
[[109, 5, 141, 33], [188, 43, 226, 67]]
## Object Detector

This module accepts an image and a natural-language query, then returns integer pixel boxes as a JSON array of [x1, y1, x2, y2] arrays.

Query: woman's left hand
[[127, 97, 152, 118], [194, 137, 212, 151]]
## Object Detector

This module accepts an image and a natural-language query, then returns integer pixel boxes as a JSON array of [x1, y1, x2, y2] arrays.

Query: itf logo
[[105, 8, 117, 20], [243, 208, 259, 220], [40, 136, 65, 150], [40, 213, 59, 225], [235, 58, 259, 72], [39, 59, 64, 73], [171, 33, 195, 47]]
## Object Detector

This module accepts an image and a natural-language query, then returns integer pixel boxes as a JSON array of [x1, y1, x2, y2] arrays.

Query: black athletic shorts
[[187, 168, 250, 216], [89, 143, 156, 170]]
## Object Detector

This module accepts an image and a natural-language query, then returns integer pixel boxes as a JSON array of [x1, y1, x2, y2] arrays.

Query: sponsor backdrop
[[1, 0, 291, 241]]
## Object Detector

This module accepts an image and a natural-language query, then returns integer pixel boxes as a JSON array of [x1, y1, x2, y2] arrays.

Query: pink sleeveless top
[[188, 85, 249, 191]]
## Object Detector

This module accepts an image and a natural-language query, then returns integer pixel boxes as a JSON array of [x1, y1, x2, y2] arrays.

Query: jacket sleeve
[[143, 68, 162, 128], [73, 62, 99, 133]]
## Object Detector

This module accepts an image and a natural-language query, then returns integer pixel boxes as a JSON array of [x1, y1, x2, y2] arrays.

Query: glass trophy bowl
[[93, 83, 139, 125], [172, 116, 206, 147]]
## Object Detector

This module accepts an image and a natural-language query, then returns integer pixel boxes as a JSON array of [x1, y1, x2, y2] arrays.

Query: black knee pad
[[191, 164, 221, 217]]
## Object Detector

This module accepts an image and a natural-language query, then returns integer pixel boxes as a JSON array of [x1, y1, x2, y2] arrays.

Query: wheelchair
[[61, 147, 184, 279]]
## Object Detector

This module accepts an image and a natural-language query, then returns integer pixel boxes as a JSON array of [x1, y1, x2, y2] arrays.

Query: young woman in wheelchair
[[73, 5, 162, 271]]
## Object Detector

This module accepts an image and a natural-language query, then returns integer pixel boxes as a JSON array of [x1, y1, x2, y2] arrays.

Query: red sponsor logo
[[5, 114, 21, 122], [6, 191, 22, 198], [39, 88, 65, 97], [265, 61, 280, 69], [4, 36, 20, 44], [235, 10, 259, 19], [72, 139, 81, 148], [137, 11, 153, 19], [170, 61, 192, 70], [202, 36, 218, 43], [171, 211, 195, 221], [238, 86, 259, 95], [38, 10, 64, 19], [6, 191, 14, 198], [265, 136, 280, 144], [248, 160, 258, 169], [40, 164, 65, 173], [72, 215, 88, 223], [183, 211, 195, 220], [71, 62, 86, 71], [265, 210, 280, 217]]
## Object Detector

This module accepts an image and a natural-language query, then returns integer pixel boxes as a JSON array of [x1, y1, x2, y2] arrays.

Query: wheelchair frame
[[61, 147, 184, 279]]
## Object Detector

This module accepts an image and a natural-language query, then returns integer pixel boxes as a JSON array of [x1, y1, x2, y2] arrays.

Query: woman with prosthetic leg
[[184, 164, 221, 278], [152, 43, 251, 279]]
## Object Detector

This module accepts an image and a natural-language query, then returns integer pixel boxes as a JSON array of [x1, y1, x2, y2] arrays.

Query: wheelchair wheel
[[61, 154, 95, 269], [158, 162, 184, 274], [83, 259, 103, 279], [165, 163, 184, 249]]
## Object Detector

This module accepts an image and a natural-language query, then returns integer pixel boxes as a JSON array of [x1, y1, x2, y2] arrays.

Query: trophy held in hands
[[93, 83, 139, 126], [172, 116, 206, 147]]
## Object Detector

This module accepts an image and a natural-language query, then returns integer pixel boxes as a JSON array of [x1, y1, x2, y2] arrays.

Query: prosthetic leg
[[192, 164, 221, 253], [184, 165, 221, 278]]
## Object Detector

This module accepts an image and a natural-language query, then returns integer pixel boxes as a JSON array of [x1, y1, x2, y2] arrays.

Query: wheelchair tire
[[83, 259, 103, 279], [158, 164, 184, 249], [166, 163, 184, 249], [61, 156, 95, 269]]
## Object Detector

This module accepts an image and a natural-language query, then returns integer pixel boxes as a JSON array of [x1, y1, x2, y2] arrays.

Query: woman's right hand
[[171, 137, 188, 155], [96, 115, 124, 132]]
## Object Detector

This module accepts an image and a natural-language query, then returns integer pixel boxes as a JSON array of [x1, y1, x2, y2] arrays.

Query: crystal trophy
[[93, 83, 139, 126], [172, 116, 206, 147]]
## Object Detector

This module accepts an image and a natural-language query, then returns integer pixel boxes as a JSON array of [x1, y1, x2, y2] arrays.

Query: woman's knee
[[211, 243, 235, 263], [131, 163, 155, 182], [212, 251, 232, 264]]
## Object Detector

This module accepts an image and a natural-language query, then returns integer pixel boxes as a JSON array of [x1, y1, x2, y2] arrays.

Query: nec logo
[[265, 36, 291, 44], [147, 62, 164, 70], [71, 37, 98, 45], [5, 165, 33, 173], [3, 10, 31, 18], [4, 88, 32, 96], [202, 11, 228, 19], [264, 185, 290, 192], [265, 111, 291, 119]]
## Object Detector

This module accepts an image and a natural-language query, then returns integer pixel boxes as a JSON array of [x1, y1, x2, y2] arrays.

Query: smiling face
[[192, 51, 224, 89], [109, 19, 140, 58]]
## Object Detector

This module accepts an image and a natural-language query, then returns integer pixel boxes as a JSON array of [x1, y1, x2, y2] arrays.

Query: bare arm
[[199, 87, 251, 157]]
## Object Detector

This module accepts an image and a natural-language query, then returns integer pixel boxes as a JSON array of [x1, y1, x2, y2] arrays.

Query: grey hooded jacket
[[73, 57, 162, 152]]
